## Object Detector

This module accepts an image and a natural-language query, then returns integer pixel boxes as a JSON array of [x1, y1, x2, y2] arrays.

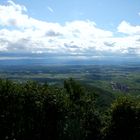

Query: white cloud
[[0, 1, 140, 57], [7, 0, 27, 12], [118, 21, 140, 35], [0, 1, 29, 28]]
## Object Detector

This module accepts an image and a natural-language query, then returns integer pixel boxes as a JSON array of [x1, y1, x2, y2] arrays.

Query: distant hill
[[0, 56, 139, 66]]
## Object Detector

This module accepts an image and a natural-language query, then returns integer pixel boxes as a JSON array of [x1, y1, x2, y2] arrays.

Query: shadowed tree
[[104, 96, 140, 140]]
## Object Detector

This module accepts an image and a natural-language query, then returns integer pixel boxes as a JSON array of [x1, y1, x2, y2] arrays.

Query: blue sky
[[0, 0, 140, 59], [3, 0, 139, 29]]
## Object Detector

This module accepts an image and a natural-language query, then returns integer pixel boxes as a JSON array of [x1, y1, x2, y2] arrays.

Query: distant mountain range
[[0, 56, 139, 66]]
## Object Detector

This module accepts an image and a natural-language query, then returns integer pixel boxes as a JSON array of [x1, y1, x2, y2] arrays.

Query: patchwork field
[[0, 64, 140, 96]]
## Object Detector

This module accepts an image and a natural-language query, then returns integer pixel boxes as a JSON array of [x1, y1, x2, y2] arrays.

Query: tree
[[104, 96, 140, 140]]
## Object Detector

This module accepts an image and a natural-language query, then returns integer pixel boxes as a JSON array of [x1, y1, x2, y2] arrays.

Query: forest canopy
[[0, 78, 139, 140]]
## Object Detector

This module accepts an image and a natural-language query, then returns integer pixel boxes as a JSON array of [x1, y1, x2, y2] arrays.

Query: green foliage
[[103, 96, 140, 140], [0, 78, 139, 140], [63, 78, 102, 140], [64, 78, 84, 101]]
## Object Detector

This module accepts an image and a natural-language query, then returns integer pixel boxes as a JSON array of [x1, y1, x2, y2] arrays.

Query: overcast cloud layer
[[0, 0, 140, 58]]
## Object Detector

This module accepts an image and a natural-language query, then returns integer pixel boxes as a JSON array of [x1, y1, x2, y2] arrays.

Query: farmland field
[[0, 64, 140, 96]]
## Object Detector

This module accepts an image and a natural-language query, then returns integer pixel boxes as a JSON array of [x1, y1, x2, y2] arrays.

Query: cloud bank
[[0, 1, 140, 58]]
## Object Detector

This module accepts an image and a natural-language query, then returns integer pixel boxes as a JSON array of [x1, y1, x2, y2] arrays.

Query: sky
[[0, 0, 140, 60]]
